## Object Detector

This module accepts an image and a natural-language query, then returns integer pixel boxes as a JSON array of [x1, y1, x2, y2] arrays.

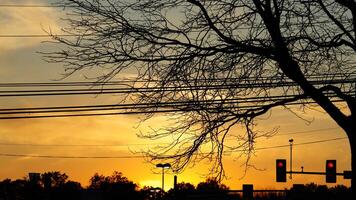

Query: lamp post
[[156, 163, 171, 191], [289, 139, 294, 179]]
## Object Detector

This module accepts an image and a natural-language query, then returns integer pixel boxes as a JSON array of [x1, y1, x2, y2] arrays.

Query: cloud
[[0, 0, 62, 52]]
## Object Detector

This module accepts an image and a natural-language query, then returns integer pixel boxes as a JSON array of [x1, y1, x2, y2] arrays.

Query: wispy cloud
[[0, 0, 61, 52]]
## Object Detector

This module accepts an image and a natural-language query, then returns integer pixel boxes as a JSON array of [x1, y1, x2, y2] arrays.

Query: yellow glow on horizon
[[139, 180, 161, 188]]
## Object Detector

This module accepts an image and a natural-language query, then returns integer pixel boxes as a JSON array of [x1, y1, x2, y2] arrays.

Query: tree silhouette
[[40, 171, 82, 200], [168, 182, 195, 200], [88, 171, 139, 200], [41, 171, 68, 190], [140, 186, 165, 200], [88, 173, 107, 190], [195, 178, 230, 200], [0, 173, 82, 200], [46, 0, 355, 189], [196, 178, 229, 193], [286, 183, 352, 200]]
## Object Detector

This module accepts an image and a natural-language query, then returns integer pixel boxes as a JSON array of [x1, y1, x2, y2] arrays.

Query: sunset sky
[[0, 0, 352, 190]]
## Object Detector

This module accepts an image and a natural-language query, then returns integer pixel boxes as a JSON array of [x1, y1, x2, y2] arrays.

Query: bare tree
[[45, 0, 355, 188]]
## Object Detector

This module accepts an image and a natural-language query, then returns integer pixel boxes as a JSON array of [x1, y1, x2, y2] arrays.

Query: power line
[[0, 110, 171, 120], [0, 142, 153, 147], [0, 100, 347, 120], [0, 78, 356, 93], [0, 34, 80, 38], [0, 137, 348, 159], [0, 99, 347, 120], [0, 78, 352, 90], [0, 90, 351, 98], [276, 127, 340, 136], [0, 77, 352, 119], [0, 4, 72, 8], [0, 80, 353, 97], [0, 4, 113, 8], [0, 153, 144, 159], [294, 137, 348, 146], [0, 127, 342, 148], [0, 73, 354, 87], [0, 92, 346, 112], [253, 137, 348, 151], [0, 90, 350, 98]]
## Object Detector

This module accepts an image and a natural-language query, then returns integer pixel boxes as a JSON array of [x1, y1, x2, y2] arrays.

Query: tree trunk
[[279, 57, 355, 196]]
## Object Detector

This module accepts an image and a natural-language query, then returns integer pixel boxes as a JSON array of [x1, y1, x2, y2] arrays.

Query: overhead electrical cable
[[0, 137, 348, 159], [276, 127, 340, 136], [0, 92, 349, 111], [0, 98, 347, 119], [0, 75, 354, 87], [0, 4, 74, 8], [0, 153, 143, 159], [0, 77, 352, 119], [250, 137, 348, 151], [0, 4, 113, 8], [0, 126, 341, 148], [0, 34, 82, 38], [0, 78, 352, 92], [0, 79, 353, 97]]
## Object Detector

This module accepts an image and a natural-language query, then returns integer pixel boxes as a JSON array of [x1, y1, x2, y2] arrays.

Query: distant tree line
[[0, 171, 351, 200]]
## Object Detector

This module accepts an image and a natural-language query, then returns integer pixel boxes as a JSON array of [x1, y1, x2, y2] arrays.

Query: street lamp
[[289, 139, 294, 179], [156, 163, 171, 191]]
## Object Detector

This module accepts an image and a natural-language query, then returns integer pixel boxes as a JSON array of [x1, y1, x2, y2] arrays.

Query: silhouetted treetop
[[41, 171, 68, 189]]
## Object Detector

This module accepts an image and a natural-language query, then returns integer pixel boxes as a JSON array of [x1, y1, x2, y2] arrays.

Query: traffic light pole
[[289, 139, 293, 180], [276, 159, 352, 183], [286, 170, 352, 178]]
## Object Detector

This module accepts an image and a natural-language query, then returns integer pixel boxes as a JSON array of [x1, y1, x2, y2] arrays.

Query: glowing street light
[[156, 163, 171, 191]]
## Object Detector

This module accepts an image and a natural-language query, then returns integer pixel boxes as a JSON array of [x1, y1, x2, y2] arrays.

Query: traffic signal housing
[[276, 159, 286, 182], [326, 160, 336, 183]]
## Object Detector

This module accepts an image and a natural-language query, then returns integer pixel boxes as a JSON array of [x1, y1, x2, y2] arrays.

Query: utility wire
[[0, 142, 156, 147], [0, 83, 350, 119], [0, 77, 352, 118], [253, 137, 347, 150], [0, 127, 341, 148], [0, 90, 350, 97], [0, 4, 112, 8], [0, 80, 353, 97], [0, 78, 353, 90], [0, 153, 143, 159], [0, 89, 351, 98], [0, 34, 80, 38], [0, 75, 353, 87], [0, 99, 346, 116], [0, 99, 346, 120], [276, 127, 340, 136], [0, 78, 352, 92], [0, 4, 72, 8], [0, 92, 347, 112], [0, 137, 348, 159]]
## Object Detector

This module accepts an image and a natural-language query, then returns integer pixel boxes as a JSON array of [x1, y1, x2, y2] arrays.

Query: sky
[[0, 0, 352, 190]]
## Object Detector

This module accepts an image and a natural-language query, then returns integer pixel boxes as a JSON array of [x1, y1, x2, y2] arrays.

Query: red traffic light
[[326, 160, 336, 183], [277, 161, 284, 168], [327, 161, 334, 168], [276, 159, 286, 182]]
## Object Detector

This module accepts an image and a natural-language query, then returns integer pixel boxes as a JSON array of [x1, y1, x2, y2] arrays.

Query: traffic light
[[276, 159, 286, 182], [326, 160, 336, 183]]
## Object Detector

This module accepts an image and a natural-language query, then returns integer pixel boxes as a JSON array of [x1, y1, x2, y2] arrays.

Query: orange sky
[[0, 0, 352, 190]]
